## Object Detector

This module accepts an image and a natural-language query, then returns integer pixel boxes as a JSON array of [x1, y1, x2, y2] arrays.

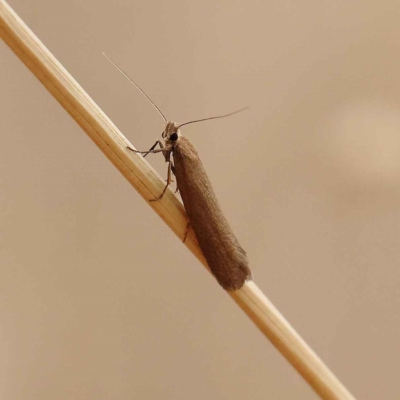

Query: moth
[[104, 54, 252, 291]]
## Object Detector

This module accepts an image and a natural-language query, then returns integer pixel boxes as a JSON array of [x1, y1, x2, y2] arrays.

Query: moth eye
[[170, 132, 178, 141]]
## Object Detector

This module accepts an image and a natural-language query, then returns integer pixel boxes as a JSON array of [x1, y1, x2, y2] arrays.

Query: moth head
[[162, 121, 181, 144]]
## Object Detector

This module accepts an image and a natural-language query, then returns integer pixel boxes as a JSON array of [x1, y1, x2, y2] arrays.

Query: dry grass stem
[[0, 1, 356, 399]]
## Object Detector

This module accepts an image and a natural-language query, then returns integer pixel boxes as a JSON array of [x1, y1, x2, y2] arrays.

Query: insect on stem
[[104, 53, 251, 291]]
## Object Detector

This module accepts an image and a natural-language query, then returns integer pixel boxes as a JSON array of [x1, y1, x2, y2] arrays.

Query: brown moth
[[104, 54, 252, 291]]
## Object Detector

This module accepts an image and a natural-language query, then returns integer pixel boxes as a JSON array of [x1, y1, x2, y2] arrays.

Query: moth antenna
[[103, 53, 167, 123], [178, 106, 248, 129]]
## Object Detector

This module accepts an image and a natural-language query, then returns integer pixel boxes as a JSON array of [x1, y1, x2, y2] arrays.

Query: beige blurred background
[[1, 1, 400, 399]]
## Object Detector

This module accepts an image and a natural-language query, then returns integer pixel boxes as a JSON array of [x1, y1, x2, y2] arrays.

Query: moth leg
[[143, 139, 161, 158], [182, 220, 190, 243], [127, 138, 163, 156], [170, 164, 178, 191], [149, 160, 173, 202], [127, 142, 173, 159], [127, 145, 165, 155]]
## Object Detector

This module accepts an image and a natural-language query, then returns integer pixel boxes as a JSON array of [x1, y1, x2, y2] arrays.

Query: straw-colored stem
[[0, 2, 355, 399]]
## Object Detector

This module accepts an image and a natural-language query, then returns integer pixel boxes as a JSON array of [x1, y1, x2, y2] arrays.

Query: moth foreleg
[[127, 145, 165, 155], [143, 139, 162, 158]]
